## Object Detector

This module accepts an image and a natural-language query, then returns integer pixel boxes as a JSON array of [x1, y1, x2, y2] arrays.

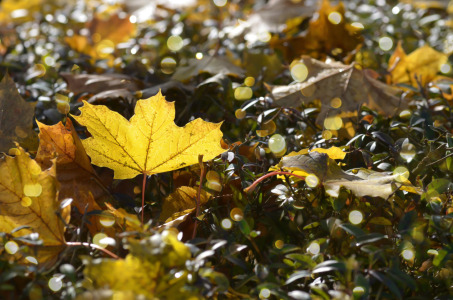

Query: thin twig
[[244, 171, 306, 193], [66, 242, 119, 259]]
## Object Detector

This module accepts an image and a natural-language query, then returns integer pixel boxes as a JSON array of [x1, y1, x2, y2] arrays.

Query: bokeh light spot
[[167, 35, 184, 52], [308, 242, 320, 255], [305, 174, 319, 188], [24, 183, 42, 197], [48, 276, 63, 292], [379, 37, 393, 51], [221, 218, 232, 230], [5, 241, 19, 255], [291, 62, 308, 82], [234, 87, 253, 101], [349, 210, 363, 224], [328, 12, 342, 25], [230, 207, 244, 221], [402, 249, 414, 260]]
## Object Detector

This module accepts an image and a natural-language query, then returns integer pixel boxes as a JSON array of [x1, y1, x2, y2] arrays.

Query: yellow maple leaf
[[388, 42, 448, 87], [72, 91, 225, 179], [0, 146, 70, 266]]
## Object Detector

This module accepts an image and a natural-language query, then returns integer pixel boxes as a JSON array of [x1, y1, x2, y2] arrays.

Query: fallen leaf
[[60, 73, 141, 103], [160, 186, 210, 222], [72, 91, 225, 179], [65, 14, 136, 61], [269, 56, 405, 125], [35, 119, 111, 235], [0, 74, 38, 153], [277, 151, 419, 198], [81, 231, 197, 299], [0, 146, 70, 265], [387, 42, 448, 87], [172, 56, 245, 82], [270, 0, 363, 61]]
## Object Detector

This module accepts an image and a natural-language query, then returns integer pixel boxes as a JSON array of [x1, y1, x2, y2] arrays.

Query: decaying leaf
[[0, 74, 38, 153], [387, 42, 448, 87], [172, 56, 245, 82], [81, 231, 197, 299], [0, 147, 69, 265], [65, 14, 136, 61], [277, 151, 419, 198], [270, 0, 363, 61], [73, 91, 225, 179], [160, 186, 210, 222], [35, 119, 111, 235], [270, 56, 405, 125]]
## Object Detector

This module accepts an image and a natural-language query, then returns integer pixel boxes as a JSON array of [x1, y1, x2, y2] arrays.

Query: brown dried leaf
[[0, 74, 37, 153], [270, 56, 405, 125]]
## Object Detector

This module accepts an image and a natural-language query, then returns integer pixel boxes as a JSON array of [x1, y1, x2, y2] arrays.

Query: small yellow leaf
[[388, 42, 448, 87], [160, 186, 210, 222], [81, 231, 196, 299], [72, 91, 225, 179]]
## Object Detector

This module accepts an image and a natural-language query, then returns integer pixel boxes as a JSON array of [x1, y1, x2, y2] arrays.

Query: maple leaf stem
[[244, 171, 306, 193], [141, 173, 147, 226], [66, 242, 119, 259], [192, 155, 206, 239]]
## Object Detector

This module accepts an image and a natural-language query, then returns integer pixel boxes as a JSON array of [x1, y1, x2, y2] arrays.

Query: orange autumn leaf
[[0, 147, 70, 266], [270, 0, 363, 61], [36, 119, 111, 235], [387, 42, 448, 87], [65, 14, 136, 61], [72, 91, 225, 180]]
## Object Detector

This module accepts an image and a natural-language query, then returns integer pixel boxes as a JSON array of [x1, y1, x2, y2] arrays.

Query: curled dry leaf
[[277, 151, 419, 198], [35, 119, 111, 235], [0, 147, 70, 266], [387, 42, 448, 88], [72, 91, 225, 180], [269, 56, 405, 125], [0, 74, 38, 153]]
